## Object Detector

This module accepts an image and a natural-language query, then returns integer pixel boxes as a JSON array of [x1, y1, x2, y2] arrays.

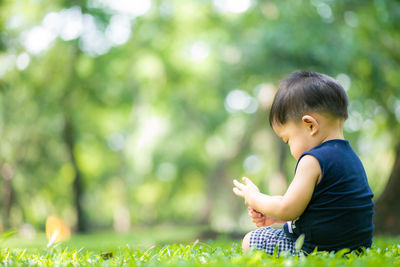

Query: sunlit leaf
[[46, 216, 71, 246]]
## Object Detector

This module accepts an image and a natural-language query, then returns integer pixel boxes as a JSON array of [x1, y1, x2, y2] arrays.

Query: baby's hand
[[232, 177, 259, 205], [248, 207, 285, 227]]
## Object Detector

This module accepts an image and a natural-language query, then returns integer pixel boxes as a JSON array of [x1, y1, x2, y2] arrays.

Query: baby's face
[[272, 121, 317, 160]]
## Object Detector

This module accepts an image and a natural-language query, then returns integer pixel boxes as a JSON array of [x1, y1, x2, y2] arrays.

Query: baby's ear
[[301, 115, 319, 136]]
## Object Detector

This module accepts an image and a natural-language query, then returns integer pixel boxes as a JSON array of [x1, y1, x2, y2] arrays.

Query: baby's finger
[[242, 177, 254, 185], [248, 209, 253, 217], [253, 215, 264, 221], [252, 217, 264, 224], [256, 222, 265, 227], [233, 179, 244, 190], [249, 207, 258, 215], [250, 209, 262, 217], [233, 187, 244, 198]]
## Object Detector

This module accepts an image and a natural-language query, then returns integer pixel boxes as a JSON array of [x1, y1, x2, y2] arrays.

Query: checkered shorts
[[249, 227, 299, 256]]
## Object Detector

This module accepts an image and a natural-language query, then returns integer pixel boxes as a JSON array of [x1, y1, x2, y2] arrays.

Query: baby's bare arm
[[247, 155, 321, 221]]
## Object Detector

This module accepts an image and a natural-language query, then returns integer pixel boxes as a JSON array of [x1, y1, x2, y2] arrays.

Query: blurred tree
[[349, 0, 400, 235], [0, 0, 399, 236]]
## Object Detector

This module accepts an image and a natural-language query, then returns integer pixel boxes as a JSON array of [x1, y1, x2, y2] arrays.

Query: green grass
[[0, 231, 399, 266], [3, 225, 204, 251]]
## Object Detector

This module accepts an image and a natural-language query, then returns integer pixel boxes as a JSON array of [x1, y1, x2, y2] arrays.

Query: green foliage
[[1, 0, 400, 231], [0, 229, 16, 242], [0, 239, 399, 266]]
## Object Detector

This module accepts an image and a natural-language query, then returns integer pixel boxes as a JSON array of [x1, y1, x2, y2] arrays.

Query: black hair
[[269, 70, 348, 126]]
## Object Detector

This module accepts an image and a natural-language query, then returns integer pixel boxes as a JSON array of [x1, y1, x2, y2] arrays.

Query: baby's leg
[[242, 231, 253, 251]]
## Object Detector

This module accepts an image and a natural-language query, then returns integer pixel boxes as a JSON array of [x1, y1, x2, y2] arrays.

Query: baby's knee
[[242, 231, 253, 251]]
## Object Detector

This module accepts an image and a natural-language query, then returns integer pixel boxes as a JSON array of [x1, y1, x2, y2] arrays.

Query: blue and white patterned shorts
[[249, 227, 299, 256]]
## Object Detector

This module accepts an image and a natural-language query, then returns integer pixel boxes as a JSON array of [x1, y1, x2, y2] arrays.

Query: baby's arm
[[233, 155, 321, 221]]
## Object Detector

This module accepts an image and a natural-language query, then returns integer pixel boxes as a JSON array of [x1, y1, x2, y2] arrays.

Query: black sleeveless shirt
[[283, 139, 374, 253]]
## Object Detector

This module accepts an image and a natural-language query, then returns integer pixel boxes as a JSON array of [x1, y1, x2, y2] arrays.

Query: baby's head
[[269, 70, 349, 159]]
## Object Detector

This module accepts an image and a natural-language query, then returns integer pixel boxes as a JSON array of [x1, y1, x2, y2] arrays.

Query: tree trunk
[[63, 117, 87, 232], [374, 141, 400, 235], [200, 159, 229, 224], [200, 112, 264, 225]]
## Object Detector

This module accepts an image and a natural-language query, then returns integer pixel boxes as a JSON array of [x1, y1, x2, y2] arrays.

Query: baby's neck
[[319, 118, 345, 144]]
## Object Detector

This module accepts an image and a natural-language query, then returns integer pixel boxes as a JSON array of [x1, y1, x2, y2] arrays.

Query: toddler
[[233, 70, 374, 255]]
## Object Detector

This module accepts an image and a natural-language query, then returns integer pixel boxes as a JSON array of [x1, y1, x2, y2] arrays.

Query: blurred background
[[0, 0, 400, 245]]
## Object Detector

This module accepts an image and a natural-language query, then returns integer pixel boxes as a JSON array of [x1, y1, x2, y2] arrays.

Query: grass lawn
[[0, 227, 399, 266], [3, 225, 205, 251]]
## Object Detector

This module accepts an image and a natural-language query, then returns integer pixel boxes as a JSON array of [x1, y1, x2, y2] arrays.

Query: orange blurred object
[[45, 216, 71, 245]]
